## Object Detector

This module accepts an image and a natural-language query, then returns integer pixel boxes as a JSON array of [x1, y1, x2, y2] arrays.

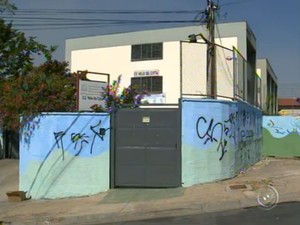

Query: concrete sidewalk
[[0, 158, 300, 225]]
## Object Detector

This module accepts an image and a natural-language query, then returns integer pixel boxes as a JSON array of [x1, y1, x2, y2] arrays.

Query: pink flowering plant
[[91, 75, 148, 112]]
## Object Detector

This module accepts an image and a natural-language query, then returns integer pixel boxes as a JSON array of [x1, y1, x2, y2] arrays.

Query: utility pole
[[205, 0, 219, 99]]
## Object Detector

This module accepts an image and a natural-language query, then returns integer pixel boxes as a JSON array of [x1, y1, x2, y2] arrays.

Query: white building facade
[[66, 22, 259, 106], [256, 59, 278, 114]]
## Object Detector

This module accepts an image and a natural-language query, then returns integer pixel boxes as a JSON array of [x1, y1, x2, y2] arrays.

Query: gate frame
[[110, 101, 182, 188]]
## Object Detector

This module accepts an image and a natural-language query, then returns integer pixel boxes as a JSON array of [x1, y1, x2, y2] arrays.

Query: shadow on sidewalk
[[99, 188, 186, 204]]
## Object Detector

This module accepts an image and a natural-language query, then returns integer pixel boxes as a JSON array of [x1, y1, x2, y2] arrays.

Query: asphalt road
[[101, 201, 300, 225]]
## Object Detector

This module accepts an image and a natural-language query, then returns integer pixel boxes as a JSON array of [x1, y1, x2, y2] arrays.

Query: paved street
[[102, 202, 300, 225]]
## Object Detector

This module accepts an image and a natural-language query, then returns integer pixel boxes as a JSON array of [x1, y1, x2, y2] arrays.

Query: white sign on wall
[[142, 93, 166, 104], [78, 80, 107, 111], [134, 69, 159, 77]]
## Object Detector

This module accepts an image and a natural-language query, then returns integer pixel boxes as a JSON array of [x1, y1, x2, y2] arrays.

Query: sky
[[4, 0, 300, 98]]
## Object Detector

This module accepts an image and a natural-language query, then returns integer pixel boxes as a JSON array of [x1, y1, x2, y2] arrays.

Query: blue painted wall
[[20, 113, 111, 199], [181, 99, 262, 187]]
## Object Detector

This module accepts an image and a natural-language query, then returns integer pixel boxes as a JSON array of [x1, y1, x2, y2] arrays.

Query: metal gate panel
[[114, 108, 181, 187]]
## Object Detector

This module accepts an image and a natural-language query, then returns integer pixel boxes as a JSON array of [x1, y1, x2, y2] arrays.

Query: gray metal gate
[[113, 107, 181, 187]]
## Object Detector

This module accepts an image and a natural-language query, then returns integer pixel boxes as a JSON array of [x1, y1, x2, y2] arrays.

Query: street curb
[[46, 191, 298, 225], [1, 190, 300, 225]]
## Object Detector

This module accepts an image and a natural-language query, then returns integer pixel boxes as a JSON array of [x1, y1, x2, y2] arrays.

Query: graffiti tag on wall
[[196, 112, 237, 160], [20, 114, 111, 174], [53, 120, 110, 160], [195, 103, 262, 162], [19, 113, 111, 199], [237, 106, 262, 166]]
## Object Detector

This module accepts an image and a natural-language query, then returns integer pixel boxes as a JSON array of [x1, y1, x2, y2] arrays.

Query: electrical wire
[[220, 0, 252, 7], [0, 1, 252, 31], [1, 9, 206, 30], [11, 21, 201, 31], [13, 20, 198, 26], [11, 9, 204, 14]]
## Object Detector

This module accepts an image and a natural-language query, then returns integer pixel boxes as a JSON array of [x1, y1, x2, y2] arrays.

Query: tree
[[0, 60, 77, 131], [0, 1, 55, 78], [0, 18, 55, 78], [0, 0, 17, 13], [0, 4, 76, 131]]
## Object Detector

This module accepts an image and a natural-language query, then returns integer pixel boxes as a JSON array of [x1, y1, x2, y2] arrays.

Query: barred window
[[131, 76, 162, 93], [131, 43, 163, 61]]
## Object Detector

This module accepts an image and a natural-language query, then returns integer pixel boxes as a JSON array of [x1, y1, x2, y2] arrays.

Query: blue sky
[[6, 0, 300, 98]]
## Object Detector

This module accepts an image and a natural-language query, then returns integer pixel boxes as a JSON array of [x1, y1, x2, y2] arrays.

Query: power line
[[3, 17, 199, 24], [3, 1, 258, 32], [14, 20, 198, 26], [1, 8, 206, 30], [3, 9, 204, 16], [220, 0, 252, 7], [8, 20, 200, 31], [16, 9, 202, 13]]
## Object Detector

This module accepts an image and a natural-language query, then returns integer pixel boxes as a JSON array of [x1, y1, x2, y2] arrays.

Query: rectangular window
[[131, 76, 163, 94], [131, 43, 163, 61]]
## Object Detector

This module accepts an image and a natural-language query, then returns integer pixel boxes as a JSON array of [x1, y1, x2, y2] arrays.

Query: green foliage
[[0, 60, 77, 130], [0, 7, 72, 131], [0, 0, 17, 13], [0, 18, 56, 78]]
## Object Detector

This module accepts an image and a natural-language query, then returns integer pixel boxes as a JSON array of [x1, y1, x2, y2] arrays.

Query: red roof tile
[[278, 98, 300, 106]]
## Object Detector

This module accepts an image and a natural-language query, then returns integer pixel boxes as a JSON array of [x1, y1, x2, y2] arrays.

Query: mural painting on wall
[[263, 116, 300, 157], [263, 116, 300, 138], [20, 113, 111, 199]]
